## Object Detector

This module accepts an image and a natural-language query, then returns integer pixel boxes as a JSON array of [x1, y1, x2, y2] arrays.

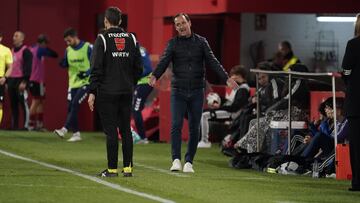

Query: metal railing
[[250, 69, 341, 155]]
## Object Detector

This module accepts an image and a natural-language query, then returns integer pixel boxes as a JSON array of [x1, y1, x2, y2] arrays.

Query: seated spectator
[[198, 65, 250, 148], [303, 99, 328, 145], [234, 63, 309, 153], [301, 97, 348, 158], [270, 97, 328, 155], [221, 62, 283, 152]]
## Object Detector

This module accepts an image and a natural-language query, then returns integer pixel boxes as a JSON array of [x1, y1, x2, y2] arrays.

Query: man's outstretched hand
[[149, 75, 157, 87], [88, 93, 95, 112], [226, 78, 239, 90]]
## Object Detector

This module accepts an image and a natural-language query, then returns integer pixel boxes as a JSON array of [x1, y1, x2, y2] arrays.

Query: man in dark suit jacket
[[341, 13, 360, 192]]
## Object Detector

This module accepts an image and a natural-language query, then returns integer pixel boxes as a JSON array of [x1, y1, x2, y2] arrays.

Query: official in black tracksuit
[[341, 13, 360, 191], [88, 7, 143, 177]]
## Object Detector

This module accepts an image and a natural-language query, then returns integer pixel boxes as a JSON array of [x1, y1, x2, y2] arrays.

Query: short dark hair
[[257, 61, 272, 71], [0, 32, 2, 37], [37, 34, 48, 44], [173, 13, 190, 23], [280, 41, 292, 50], [105, 7, 122, 26], [324, 97, 345, 110], [63, 28, 77, 38], [230, 65, 248, 79]]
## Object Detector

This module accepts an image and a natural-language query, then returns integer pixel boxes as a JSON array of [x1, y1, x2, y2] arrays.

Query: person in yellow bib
[[278, 41, 300, 72], [54, 28, 92, 142], [0, 32, 13, 124]]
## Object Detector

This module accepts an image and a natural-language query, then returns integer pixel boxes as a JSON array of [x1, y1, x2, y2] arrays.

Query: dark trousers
[[171, 88, 204, 163], [301, 132, 334, 158], [64, 86, 88, 132], [231, 111, 255, 142], [348, 117, 360, 189], [97, 93, 133, 169], [132, 84, 153, 139], [7, 78, 29, 129]]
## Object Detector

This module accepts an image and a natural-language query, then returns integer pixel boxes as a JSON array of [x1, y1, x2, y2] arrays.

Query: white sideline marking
[[135, 162, 190, 178], [0, 149, 175, 203], [241, 177, 266, 181], [0, 183, 97, 189]]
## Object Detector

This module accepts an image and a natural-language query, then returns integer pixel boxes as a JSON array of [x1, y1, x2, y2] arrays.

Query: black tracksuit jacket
[[89, 27, 143, 95]]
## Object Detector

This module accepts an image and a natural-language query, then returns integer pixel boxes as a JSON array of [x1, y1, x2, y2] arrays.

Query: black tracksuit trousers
[[348, 117, 360, 189], [96, 93, 133, 169], [7, 78, 29, 129]]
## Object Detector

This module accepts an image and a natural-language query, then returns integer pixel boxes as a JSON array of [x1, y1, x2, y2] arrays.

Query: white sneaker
[[326, 173, 336, 179], [137, 138, 149, 144], [170, 159, 182, 171], [183, 162, 194, 173], [197, 141, 211, 148], [67, 132, 82, 142], [54, 127, 67, 138]]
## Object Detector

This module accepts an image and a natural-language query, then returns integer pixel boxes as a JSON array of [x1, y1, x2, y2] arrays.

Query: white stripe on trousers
[[23, 90, 30, 128], [201, 110, 232, 142]]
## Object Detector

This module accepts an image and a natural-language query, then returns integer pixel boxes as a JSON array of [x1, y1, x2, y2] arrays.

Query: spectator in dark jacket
[[235, 63, 309, 153], [222, 62, 283, 151], [149, 13, 238, 173], [249, 62, 284, 115], [222, 61, 284, 154]]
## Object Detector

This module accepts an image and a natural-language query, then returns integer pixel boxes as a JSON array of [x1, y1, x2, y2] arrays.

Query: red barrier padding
[[336, 144, 352, 180], [310, 91, 345, 121]]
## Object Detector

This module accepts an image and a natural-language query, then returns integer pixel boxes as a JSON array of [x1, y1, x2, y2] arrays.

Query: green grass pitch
[[0, 131, 359, 203]]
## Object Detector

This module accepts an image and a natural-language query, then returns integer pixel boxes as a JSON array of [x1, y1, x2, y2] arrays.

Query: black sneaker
[[98, 169, 118, 177], [348, 187, 360, 192]]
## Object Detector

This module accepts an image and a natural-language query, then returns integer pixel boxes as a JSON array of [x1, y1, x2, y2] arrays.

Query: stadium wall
[[0, 0, 359, 130]]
